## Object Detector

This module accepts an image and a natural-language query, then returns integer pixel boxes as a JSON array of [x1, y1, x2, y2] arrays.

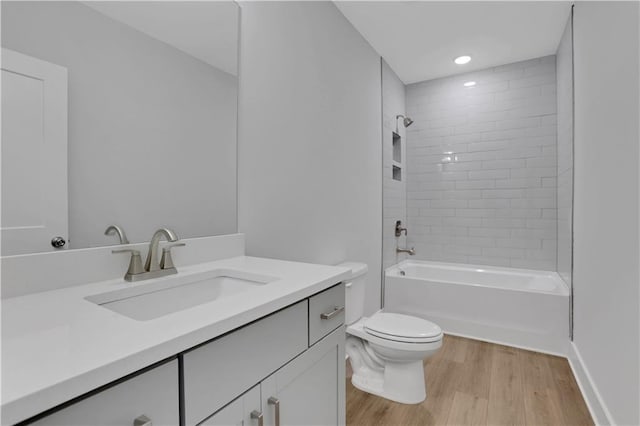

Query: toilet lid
[[364, 313, 442, 343]]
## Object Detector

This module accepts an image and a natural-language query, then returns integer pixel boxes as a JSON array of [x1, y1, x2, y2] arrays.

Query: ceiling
[[335, 1, 572, 84], [84, 1, 238, 76]]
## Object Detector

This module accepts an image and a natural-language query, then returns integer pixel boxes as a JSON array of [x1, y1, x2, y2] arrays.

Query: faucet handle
[[112, 249, 145, 278], [160, 243, 185, 270]]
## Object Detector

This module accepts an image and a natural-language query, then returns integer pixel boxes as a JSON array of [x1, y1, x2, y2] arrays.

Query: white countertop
[[1, 256, 350, 425]]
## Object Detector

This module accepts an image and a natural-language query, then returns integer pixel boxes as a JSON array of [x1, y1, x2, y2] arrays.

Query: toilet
[[339, 262, 443, 404]]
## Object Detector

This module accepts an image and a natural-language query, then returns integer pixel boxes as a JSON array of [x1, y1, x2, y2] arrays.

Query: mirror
[[1, 1, 239, 255]]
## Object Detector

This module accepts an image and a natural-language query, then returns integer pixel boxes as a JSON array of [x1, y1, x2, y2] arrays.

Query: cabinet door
[[261, 327, 345, 426], [30, 360, 179, 426], [200, 385, 261, 426], [183, 301, 308, 425]]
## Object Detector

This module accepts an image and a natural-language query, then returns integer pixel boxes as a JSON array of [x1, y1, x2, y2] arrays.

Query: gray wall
[[237, 2, 383, 315], [556, 15, 573, 285], [573, 2, 639, 424], [382, 59, 408, 271], [2, 1, 238, 248], [405, 57, 558, 270]]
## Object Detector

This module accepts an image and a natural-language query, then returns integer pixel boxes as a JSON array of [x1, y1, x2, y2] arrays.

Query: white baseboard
[[567, 342, 615, 425]]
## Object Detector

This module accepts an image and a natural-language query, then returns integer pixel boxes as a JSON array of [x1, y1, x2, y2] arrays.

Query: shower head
[[395, 115, 414, 131]]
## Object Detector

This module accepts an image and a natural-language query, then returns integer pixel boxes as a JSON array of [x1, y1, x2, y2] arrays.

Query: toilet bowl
[[339, 262, 443, 404]]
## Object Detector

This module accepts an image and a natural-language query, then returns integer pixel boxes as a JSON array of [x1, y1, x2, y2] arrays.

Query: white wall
[[556, 15, 573, 286], [237, 2, 383, 315], [405, 57, 558, 270], [2, 1, 238, 248], [573, 2, 639, 424], [382, 59, 408, 271]]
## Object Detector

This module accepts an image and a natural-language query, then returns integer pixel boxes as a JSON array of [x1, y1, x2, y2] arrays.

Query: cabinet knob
[[250, 410, 264, 426], [268, 397, 280, 426], [133, 414, 152, 426]]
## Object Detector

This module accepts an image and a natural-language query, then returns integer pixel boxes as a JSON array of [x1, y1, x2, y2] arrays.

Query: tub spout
[[397, 247, 415, 255]]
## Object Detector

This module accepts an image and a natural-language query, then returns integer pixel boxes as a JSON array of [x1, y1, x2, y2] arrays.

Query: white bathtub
[[384, 260, 570, 355]]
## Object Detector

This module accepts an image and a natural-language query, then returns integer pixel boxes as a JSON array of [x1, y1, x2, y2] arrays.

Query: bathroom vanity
[[1, 235, 350, 425]]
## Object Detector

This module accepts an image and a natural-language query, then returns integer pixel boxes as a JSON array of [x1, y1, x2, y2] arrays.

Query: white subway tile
[[495, 208, 542, 218], [468, 227, 511, 238], [442, 189, 483, 200], [483, 247, 525, 258], [456, 180, 496, 190], [510, 198, 556, 209], [419, 208, 456, 217], [482, 189, 525, 199], [495, 117, 542, 130], [482, 159, 526, 169], [468, 199, 510, 208], [468, 256, 512, 267], [430, 199, 468, 208], [430, 226, 469, 236], [405, 55, 557, 271], [496, 238, 542, 249], [468, 169, 510, 180], [442, 217, 483, 227], [482, 218, 527, 228], [445, 245, 483, 256], [495, 178, 542, 189]]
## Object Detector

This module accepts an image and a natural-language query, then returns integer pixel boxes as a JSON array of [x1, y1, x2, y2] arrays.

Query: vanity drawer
[[182, 301, 308, 426], [308, 283, 345, 346], [30, 360, 179, 426]]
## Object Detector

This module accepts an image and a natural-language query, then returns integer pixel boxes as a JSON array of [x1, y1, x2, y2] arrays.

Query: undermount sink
[[85, 269, 277, 321]]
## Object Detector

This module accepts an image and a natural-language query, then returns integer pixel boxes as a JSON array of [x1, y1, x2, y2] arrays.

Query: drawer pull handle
[[133, 415, 152, 426], [268, 397, 280, 426], [251, 410, 264, 426], [321, 306, 344, 320]]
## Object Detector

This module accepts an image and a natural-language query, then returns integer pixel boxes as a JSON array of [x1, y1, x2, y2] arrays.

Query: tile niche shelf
[[392, 132, 401, 163], [392, 164, 402, 182], [392, 131, 402, 181]]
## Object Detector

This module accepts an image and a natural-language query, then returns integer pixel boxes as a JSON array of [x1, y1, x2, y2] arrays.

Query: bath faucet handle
[[395, 220, 408, 237], [160, 243, 186, 270], [112, 248, 145, 279]]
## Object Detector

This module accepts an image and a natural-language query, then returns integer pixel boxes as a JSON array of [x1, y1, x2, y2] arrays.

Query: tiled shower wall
[[405, 56, 558, 270], [556, 17, 573, 284], [382, 59, 408, 270]]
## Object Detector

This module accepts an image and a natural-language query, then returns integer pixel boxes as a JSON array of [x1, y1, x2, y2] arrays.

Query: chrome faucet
[[396, 247, 415, 255], [145, 228, 178, 272], [104, 225, 129, 244], [112, 227, 185, 282]]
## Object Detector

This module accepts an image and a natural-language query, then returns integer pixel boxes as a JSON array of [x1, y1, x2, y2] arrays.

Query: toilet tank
[[337, 262, 368, 325]]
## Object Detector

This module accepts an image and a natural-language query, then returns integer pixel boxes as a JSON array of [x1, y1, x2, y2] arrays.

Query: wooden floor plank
[[445, 392, 488, 426], [546, 354, 594, 426], [439, 334, 468, 364], [454, 338, 493, 399], [346, 335, 594, 426], [520, 350, 566, 426], [486, 344, 525, 426]]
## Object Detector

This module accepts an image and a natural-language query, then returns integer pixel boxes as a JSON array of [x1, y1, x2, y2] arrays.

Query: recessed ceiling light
[[464, 81, 476, 87], [454, 55, 472, 65]]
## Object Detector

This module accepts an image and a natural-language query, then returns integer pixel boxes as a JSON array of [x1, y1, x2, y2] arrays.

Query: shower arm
[[395, 114, 413, 133]]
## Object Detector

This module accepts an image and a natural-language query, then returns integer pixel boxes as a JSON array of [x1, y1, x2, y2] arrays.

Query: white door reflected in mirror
[[1, 48, 68, 255]]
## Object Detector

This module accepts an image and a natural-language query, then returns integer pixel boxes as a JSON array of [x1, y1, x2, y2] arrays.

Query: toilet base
[[350, 359, 427, 404]]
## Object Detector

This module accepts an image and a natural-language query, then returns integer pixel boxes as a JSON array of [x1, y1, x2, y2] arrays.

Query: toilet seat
[[364, 312, 442, 343]]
